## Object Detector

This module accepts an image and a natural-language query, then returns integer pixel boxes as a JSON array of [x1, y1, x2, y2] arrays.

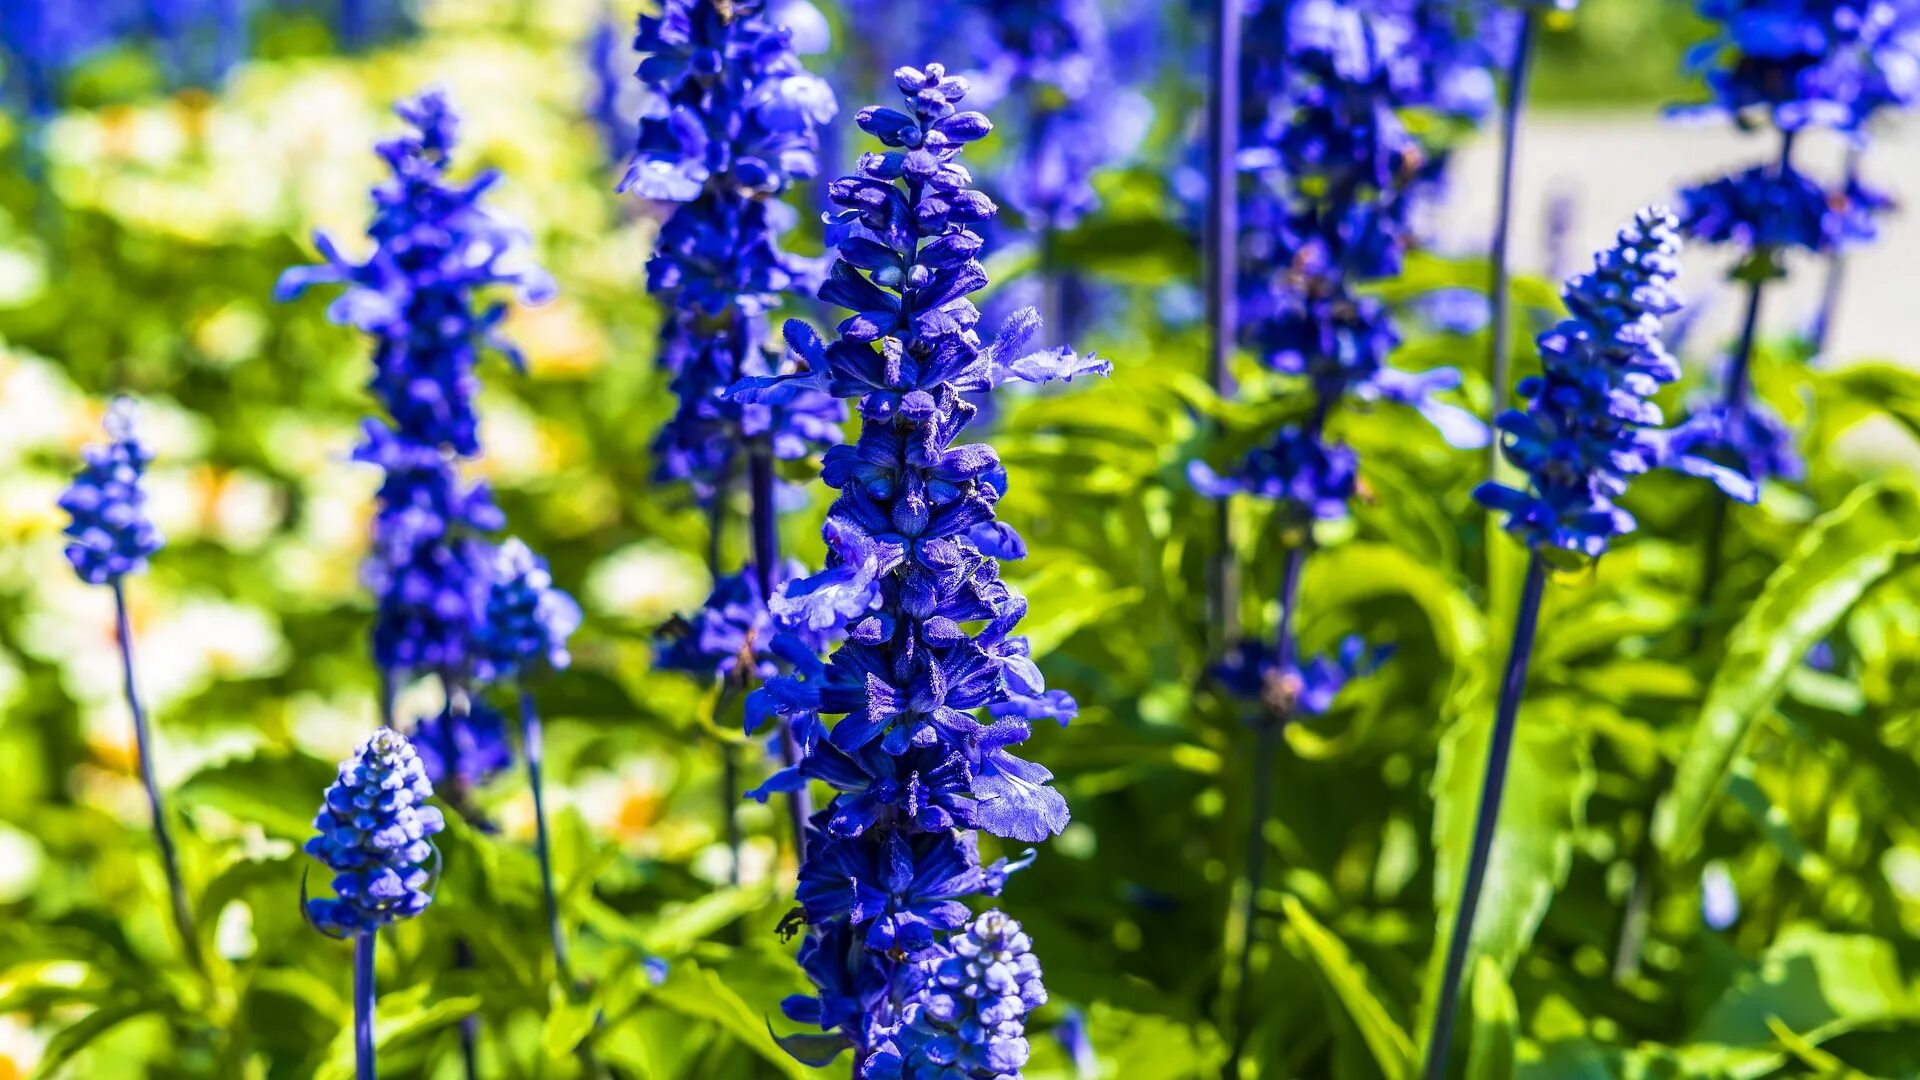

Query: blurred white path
[[1440, 111, 1917, 368]]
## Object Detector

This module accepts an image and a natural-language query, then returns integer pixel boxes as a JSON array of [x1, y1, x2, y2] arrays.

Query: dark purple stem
[[1205, 0, 1243, 645], [1486, 9, 1537, 485], [1810, 146, 1860, 363], [749, 441, 810, 860], [354, 932, 377, 1080], [519, 686, 574, 987], [707, 470, 742, 883], [113, 578, 202, 973], [1423, 553, 1548, 1080]]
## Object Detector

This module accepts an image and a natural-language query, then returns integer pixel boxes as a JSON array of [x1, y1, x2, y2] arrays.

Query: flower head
[[411, 699, 514, 792], [743, 62, 1099, 1067], [60, 398, 165, 586], [1678, 159, 1893, 263], [304, 728, 446, 937], [479, 539, 582, 680], [1676, 0, 1920, 131], [1476, 208, 1757, 557], [891, 910, 1047, 1078]]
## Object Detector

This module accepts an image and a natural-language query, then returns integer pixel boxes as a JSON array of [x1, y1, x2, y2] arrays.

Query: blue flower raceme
[[278, 89, 550, 686], [304, 728, 447, 938], [627, 0, 843, 505], [412, 699, 514, 791], [1675, 0, 1920, 131], [733, 63, 1105, 1073], [60, 398, 165, 586], [61, 397, 202, 970], [1476, 208, 1757, 556]]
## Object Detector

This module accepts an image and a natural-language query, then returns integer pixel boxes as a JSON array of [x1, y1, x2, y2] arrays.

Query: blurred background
[[5, 0, 1920, 1077]]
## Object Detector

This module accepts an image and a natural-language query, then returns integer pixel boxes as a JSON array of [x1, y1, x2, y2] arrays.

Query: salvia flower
[[277, 89, 550, 681], [732, 63, 1103, 1071], [305, 728, 446, 938], [60, 398, 165, 586], [1678, 159, 1893, 267], [479, 538, 582, 680], [628, 0, 844, 502], [1675, 0, 1920, 131], [882, 910, 1047, 1078], [412, 699, 514, 791], [1476, 208, 1757, 557]]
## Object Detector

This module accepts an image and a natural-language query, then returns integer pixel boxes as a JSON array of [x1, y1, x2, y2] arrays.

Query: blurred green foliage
[[4, 1, 1920, 1079]]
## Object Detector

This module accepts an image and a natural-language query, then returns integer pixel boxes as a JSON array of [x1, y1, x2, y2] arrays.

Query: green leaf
[[1465, 958, 1517, 1080], [1654, 480, 1920, 857], [1282, 895, 1414, 1080], [314, 984, 483, 1080], [174, 750, 336, 840], [34, 997, 170, 1076], [1420, 696, 1593, 1052], [651, 959, 826, 1080]]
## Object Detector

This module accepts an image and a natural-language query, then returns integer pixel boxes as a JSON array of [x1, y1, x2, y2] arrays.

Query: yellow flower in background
[[0, 1013, 44, 1080]]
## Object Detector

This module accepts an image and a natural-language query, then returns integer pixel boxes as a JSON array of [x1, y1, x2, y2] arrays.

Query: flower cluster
[[1671, 1, 1917, 488], [60, 399, 165, 586], [278, 89, 553, 791], [732, 64, 1104, 1072], [478, 539, 582, 681], [625, 0, 843, 510], [1477, 208, 1756, 556], [1675, 0, 1920, 131], [412, 699, 514, 791], [950, 0, 1151, 233], [878, 910, 1047, 1078], [305, 728, 446, 937], [1198, 0, 1485, 716]]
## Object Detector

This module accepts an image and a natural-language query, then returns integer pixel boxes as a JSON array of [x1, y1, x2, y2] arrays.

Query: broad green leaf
[[1420, 697, 1593, 1054], [652, 959, 826, 1080], [1654, 480, 1920, 857], [1465, 958, 1517, 1080], [1282, 895, 1414, 1080], [34, 997, 170, 1076]]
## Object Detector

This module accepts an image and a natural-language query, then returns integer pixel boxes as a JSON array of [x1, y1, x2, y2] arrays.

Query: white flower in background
[[286, 691, 380, 765], [570, 755, 676, 855], [0, 823, 45, 905], [145, 465, 285, 552], [585, 542, 709, 626], [0, 349, 87, 468], [0, 1012, 45, 1079]]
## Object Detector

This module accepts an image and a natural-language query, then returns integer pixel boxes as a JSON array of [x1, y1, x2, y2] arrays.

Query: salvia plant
[[1197, 0, 1490, 1034], [625, 0, 842, 868], [59, 399, 201, 971], [1434, 207, 1756, 1078], [304, 728, 446, 1079], [728, 60, 1106, 1075]]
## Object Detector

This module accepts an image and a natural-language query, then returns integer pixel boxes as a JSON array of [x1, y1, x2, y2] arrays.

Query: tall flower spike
[[60, 399, 200, 972], [734, 62, 1105, 1074], [277, 88, 549, 766], [882, 909, 1048, 1077], [1476, 207, 1757, 558], [304, 728, 446, 938]]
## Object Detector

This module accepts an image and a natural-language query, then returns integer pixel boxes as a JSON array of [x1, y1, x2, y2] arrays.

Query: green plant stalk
[[519, 686, 574, 987], [1485, 7, 1539, 488], [113, 578, 203, 975], [1423, 553, 1547, 1080]]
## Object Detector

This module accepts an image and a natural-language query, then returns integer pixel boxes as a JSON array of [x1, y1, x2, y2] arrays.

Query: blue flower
[[1476, 208, 1758, 557], [1666, 399, 1806, 486], [1678, 159, 1893, 263], [888, 910, 1048, 1078], [742, 63, 1099, 1066], [1676, 0, 1920, 131], [278, 90, 548, 680], [60, 398, 165, 586], [479, 538, 582, 681], [1214, 635, 1394, 719], [305, 728, 446, 937], [411, 698, 514, 792], [1189, 426, 1360, 525]]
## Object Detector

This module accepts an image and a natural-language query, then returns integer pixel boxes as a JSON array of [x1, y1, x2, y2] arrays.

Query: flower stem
[[1485, 8, 1538, 487], [1810, 145, 1859, 363], [749, 439, 810, 861], [1205, 0, 1243, 646], [112, 578, 202, 974], [1233, 541, 1307, 1003], [707, 468, 743, 884], [1422, 553, 1547, 1080], [519, 686, 575, 988], [354, 932, 377, 1080]]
